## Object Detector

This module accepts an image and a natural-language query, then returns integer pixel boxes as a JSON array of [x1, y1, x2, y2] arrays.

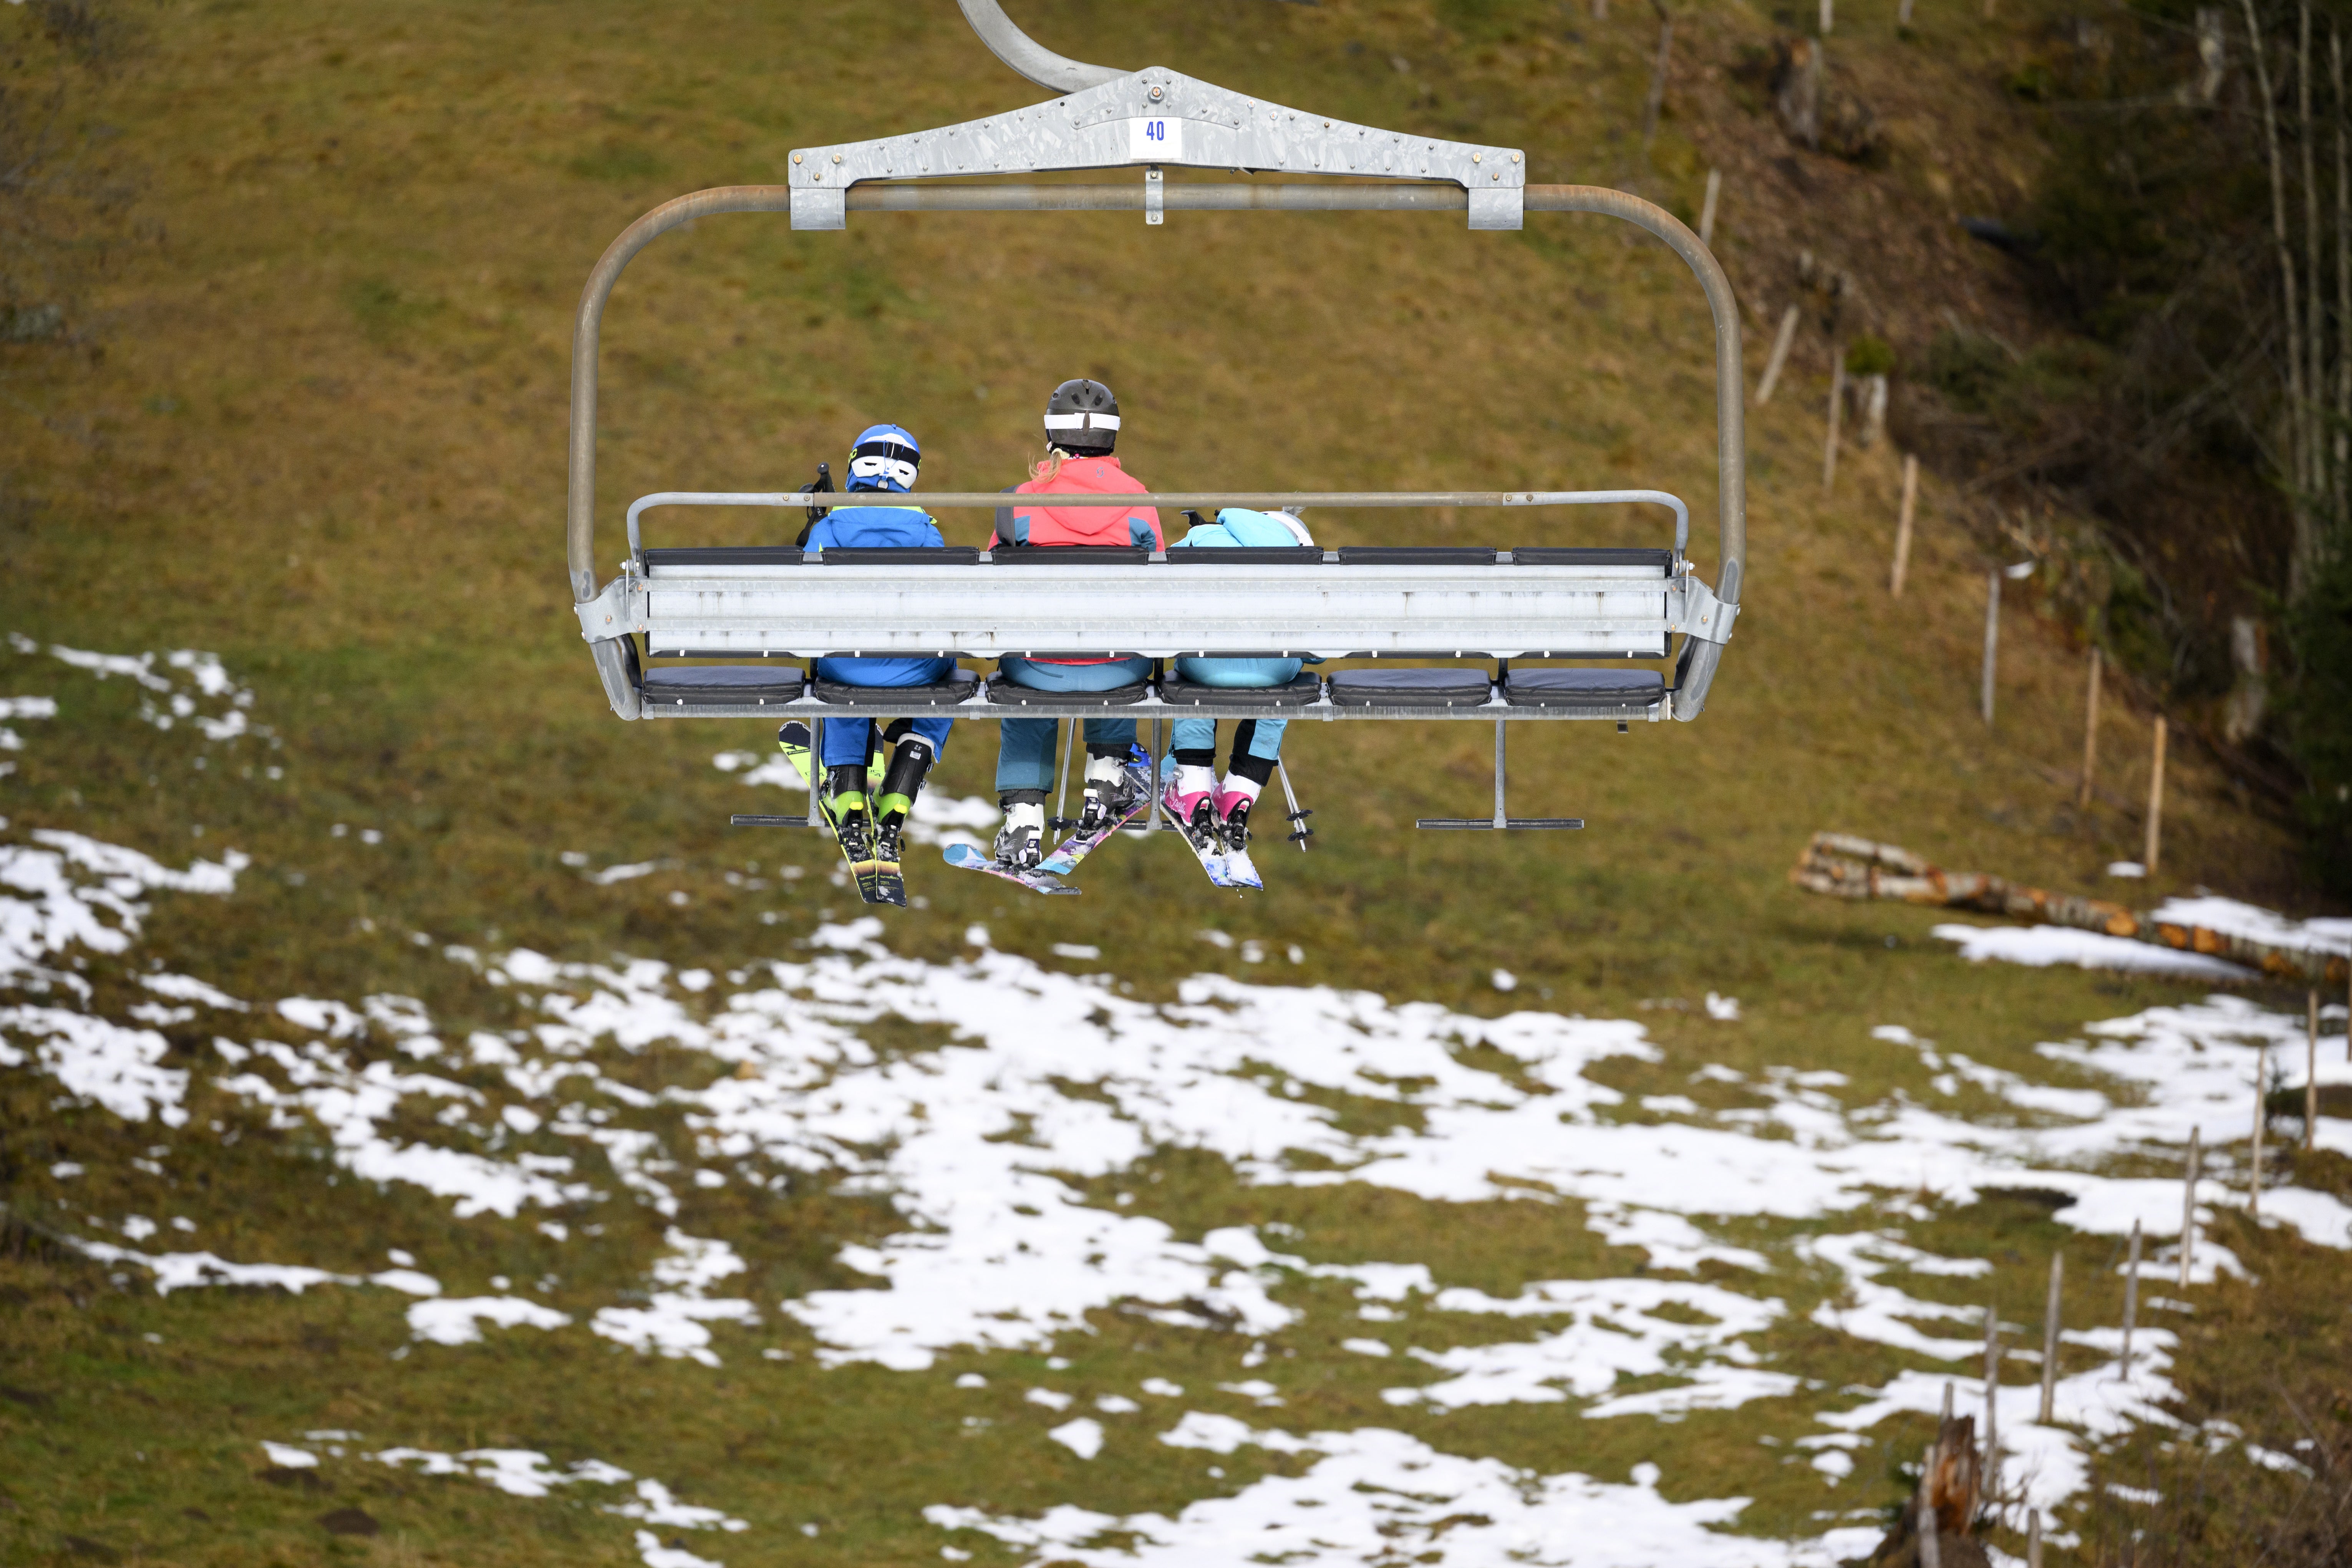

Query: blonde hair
[[1030, 445, 1071, 484]]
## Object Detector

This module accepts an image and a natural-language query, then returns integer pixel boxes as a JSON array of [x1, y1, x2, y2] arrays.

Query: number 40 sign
[[1127, 117, 1185, 161]]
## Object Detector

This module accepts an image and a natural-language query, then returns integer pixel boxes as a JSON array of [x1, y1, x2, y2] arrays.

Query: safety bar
[[568, 181, 1743, 721], [623, 488, 1691, 557]]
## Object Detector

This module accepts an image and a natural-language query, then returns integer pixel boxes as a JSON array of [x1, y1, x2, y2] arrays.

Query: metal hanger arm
[[955, 0, 1122, 92]]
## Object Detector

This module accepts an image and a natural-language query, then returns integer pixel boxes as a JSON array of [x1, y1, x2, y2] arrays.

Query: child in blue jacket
[[793, 424, 958, 880]]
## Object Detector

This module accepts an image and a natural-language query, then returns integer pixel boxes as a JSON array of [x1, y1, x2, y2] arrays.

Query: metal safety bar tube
[[568, 181, 1744, 720], [625, 487, 1692, 555]]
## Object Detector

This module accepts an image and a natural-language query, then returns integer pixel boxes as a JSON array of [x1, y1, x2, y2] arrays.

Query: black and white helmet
[[1043, 378, 1119, 453]]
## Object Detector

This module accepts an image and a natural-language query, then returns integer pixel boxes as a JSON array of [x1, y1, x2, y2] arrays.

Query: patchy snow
[[9, 653, 2352, 1566], [589, 1230, 761, 1366], [1933, 923, 2252, 980], [407, 1296, 573, 1347], [1383, 1278, 1787, 1412], [930, 1424, 1885, 1567], [1048, 1417, 1105, 1459], [69, 1232, 442, 1299]]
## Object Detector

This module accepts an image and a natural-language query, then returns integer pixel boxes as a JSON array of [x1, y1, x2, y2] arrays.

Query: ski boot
[[1215, 774, 1265, 889], [1162, 759, 1229, 885], [1079, 746, 1147, 836], [866, 737, 936, 908], [994, 792, 1048, 871], [821, 763, 885, 903]]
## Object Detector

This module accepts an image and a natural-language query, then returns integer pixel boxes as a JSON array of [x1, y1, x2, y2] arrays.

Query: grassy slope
[[1, 0, 2344, 1563]]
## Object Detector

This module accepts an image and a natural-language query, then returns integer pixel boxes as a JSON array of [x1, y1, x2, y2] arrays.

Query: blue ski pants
[[813, 656, 956, 767], [1169, 656, 1299, 761], [1170, 716, 1287, 761], [994, 655, 1150, 794]]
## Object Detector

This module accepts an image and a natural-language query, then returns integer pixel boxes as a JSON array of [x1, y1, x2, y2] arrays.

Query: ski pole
[[1276, 760, 1314, 852], [1050, 720, 1076, 830]]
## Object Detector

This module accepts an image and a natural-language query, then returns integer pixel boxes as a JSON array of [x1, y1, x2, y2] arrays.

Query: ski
[[868, 820, 908, 908], [820, 776, 888, 906], [942, 842, 1079, 895], [1037, 754, 1153, 879], [1160, 787, 1233, 890], [835, 825, 889, 905], [774, 720, 813, 787]]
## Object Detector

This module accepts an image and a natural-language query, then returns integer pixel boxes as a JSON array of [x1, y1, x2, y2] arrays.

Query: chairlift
[[567, 0, 1746, 834]]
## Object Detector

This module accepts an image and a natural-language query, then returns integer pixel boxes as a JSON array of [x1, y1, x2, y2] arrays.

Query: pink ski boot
[[1214, 774, 1265, 889]]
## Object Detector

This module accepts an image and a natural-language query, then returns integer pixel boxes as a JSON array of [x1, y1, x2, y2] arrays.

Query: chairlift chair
[[568, 0, 1746, 833]]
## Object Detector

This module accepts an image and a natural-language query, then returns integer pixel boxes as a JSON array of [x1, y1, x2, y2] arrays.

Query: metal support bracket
[[790, 187, 845, 232], [573, 574, 633, 643], [1145, 166, 1164, 225], [1467, 186, 1525, 231], [1418, 720, 1585, 830], [1674, 575, 1740, 644]]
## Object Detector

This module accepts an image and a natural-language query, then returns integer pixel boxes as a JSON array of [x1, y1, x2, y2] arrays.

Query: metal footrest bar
[[1414, 718, 1584, 832], [731, 814, 812, 827]]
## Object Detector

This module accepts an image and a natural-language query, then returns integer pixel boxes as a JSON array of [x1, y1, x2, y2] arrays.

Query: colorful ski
[[1037, 755, 1153, 878], [775, 720, 813, 787], [943, 842, 1079, 895], [819, 776, 888, 906], [1160, 787, 1233, 890], [868, 820, 908, 908], [1219, 840, 1263, 890]]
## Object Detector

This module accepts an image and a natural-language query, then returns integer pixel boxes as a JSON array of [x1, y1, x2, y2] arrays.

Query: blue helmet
[[847, 423, 921, 492]]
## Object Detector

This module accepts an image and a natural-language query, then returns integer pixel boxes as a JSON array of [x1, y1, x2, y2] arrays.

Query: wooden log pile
[[1791, 832, 2352, 986]]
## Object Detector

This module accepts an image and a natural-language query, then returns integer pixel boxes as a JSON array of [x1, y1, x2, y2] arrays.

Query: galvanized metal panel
[[613, 560, 1685, 660], [787, 67, 1523, 229]]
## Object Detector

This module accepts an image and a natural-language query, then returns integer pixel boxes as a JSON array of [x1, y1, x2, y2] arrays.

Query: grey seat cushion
[[1159, 673, 1323, 708], [814, 672, 978, 707], [1503, 667, 1666, 708], [983, 674, 1150, 708], [1328, 667, 1493, 707], [642, 665, 806, 705]]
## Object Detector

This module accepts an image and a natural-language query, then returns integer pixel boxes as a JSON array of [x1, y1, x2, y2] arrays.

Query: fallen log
[[1791, 832, 2351, 987]]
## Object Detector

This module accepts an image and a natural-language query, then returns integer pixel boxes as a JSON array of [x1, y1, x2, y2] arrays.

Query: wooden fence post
[[1699, 167, 1721, 245], [1981, 1303, 2002, 1499], [2309, 990, 2321, 1149], [1755, 304, 1800, 403], [2251, 1044, 2266, 1218], [1915, 1442, 1942, 1568], [2037, 1251, 2062, 1424], [1824, 352, 1846, 491], [2179, 1125, 2201, 1288], [2117, 1218, 2140, 1379], [1891, 453, 1918, 596], [1638, 0, 1674, 151], [2145, 716, 2168, 874], [2078, 648, 2102, 809], [1981, 570, 2001, 725], [1821, 0, 1835, 33]]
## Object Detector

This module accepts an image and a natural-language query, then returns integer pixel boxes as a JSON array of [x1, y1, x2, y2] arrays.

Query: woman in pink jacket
[[988, 378, 1164, 868]]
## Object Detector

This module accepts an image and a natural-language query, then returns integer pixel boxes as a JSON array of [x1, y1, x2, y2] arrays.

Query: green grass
[[2, 0, 2346, 1563]]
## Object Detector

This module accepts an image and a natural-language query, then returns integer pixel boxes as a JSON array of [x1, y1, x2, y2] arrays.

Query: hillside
[[3, 0, 2348, 1564]]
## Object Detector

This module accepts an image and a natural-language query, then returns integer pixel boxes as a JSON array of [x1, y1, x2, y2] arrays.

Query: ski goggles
[[848, 445, 920, 491]]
